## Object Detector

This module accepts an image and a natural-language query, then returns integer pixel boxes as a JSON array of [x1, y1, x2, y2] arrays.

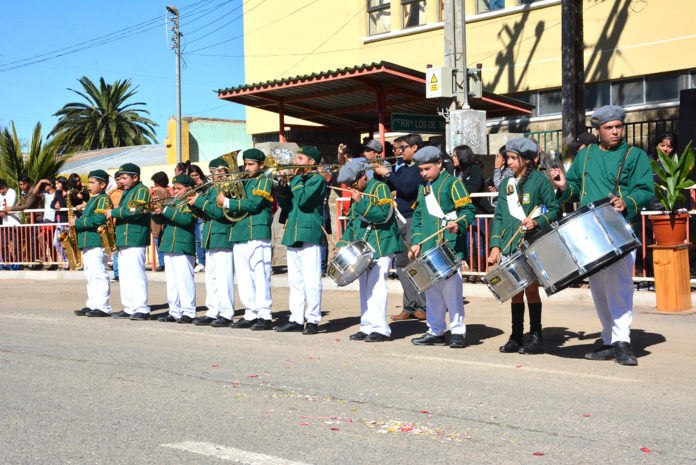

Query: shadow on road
[[543, 326, 667, 360], [465, 323, 505, 346]]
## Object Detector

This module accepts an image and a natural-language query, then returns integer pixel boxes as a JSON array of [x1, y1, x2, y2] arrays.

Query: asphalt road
[[1, 279, 694, 464]]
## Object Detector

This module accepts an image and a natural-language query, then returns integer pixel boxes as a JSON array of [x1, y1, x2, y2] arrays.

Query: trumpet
[[126, 196, 172, 214]]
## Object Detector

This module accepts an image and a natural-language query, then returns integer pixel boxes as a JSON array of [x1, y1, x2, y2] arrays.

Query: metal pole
[[561, 0, 585, 153], [444, 0, 469, 112], [167, 5, 182, 164]]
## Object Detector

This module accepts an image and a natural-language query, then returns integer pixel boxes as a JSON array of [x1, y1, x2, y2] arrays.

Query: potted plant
[[647, 141, 695, 246]]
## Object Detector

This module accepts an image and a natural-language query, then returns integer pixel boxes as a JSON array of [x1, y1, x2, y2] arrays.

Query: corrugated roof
[[61, 145, 167, 174]]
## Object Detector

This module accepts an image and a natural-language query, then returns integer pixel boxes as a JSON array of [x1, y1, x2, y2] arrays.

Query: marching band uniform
[[224, 149, 274, 330], [110, 163, 151, 319], [275, 146, 326, 335], [155, 174, 198, 323], [335, 160, 403, 342], [191, 158, 236, 327], [557, 105, 653, 365], [489, 138, 561, 354], [410, 146, 476, 348], [73, 170, 112, 317]]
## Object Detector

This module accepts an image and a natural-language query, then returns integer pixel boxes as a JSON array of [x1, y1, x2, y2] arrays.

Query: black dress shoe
[[365, 332, 391, 342], [411, 333, 447, 346], [111, 310, 131, 319], [251, 319, 273, 331], [157, 314, 178, 322], [130, 312, 149, 321], [275, 322, 304, 332], [302, 323, 319, 335], [178, 315, 194, 324], [86, 309, 110, 317], [74, 307, 90, 316], [449, 334, 466, 348], [211, 317, 232, 327], [349, 331, 368, 341], [518, 332, 543, 354], [584, 344, 615, 361], [613, 341, 638, 366], [194, 316, 216, 326], [499, 338, 521, 353], [230, 318, 257, 329]]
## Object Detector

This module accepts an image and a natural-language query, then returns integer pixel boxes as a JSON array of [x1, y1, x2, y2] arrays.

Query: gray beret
[[506, 137, 538, 160], [413, 145, 442, 165], [590, 105, 626, 128], [336, 160, 365, 185], [364, 139, 383, 153]]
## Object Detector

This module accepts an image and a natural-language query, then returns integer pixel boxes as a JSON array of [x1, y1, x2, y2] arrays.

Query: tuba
[[94, 197, 117, 254], [57, 194, 83, 270], [219, 151, 249, 223]]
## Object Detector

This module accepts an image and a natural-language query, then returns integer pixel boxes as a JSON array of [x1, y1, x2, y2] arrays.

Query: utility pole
[[167, 5, 182, 164], [561, 0, 585, 155], [443, 0, 486, 156]]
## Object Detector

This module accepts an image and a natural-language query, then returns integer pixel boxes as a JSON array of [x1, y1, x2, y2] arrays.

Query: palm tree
[[49, 76, 158, 153], [0, 121, 72, 191]]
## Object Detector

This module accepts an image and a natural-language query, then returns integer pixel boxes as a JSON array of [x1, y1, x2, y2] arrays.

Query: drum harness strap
[[424, 183, 457, 243], [610, 147, 633, 198]]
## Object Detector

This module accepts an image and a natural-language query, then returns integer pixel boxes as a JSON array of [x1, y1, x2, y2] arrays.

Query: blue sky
[[0, 0, 247, 146]]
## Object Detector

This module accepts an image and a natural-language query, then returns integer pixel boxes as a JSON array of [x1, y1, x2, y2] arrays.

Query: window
[[585, 82, 610, 111], [538, 89, 562, 115], [438, 0, 444, 22], [612, 78, 643, 106], [476, 0, 505, 14], [646, 73, 679, 103], [518, 0, 537, 4], [402, 0, 426, 28], [367, 0, 391, 36]]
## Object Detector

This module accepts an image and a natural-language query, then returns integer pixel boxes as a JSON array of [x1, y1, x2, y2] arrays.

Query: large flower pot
[[649, 213, 689, 246]]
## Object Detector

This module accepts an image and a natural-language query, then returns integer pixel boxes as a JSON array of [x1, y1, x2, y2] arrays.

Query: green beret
[[209, 157, 230, 170], [88, 169, 109, 182], [115, 162, 140, 177], [242, 148, 266, 162], [172, 174, 194, 187], [298, 146, 321, 163]]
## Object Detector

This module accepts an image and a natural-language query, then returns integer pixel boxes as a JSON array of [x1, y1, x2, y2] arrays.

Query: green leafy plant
[[648, 141, 695, 214]]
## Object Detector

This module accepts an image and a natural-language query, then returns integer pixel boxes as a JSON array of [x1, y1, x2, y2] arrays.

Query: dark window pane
[[368, 0, 389, 7], [538, 89, 561, 115], [585, 82, 610, 110], [367, 0, 390, 36], [477, 0, 505, 13], [402, 0, 426, 28], [646, 73, 679, 103], [612, 78, 643, 106], [518, 0, 537, 4]]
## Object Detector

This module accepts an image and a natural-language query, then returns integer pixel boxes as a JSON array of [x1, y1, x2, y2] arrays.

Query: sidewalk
[[1, 269, 689, 310]]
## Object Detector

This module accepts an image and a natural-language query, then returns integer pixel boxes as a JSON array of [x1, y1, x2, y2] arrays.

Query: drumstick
[[502, 205, 541, 251], [416, 214, 469, 246], [320, 225, 337, 249]]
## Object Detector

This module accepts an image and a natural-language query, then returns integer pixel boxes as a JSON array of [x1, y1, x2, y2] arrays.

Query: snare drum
[[326, 240, 375, 286], [405, 243, 461, 293], [522, 197, 640, 295], [482, 251, 537, 303]]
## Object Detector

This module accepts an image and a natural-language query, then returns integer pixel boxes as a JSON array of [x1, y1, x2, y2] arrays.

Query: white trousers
[[83, 247, 111, 313], [425, 269, 465, 336], [358, 254, 392, 337], [588, 251, 635, 344], [287, 243, 322, 325], [118, 247, 149, 315], [164, 253, 196, 319], [234, 240, 272, 321], [204, 249, 235, 320]]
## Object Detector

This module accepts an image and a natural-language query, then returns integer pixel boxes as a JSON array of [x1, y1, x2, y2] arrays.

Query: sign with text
[[391, 113, 446, 133]]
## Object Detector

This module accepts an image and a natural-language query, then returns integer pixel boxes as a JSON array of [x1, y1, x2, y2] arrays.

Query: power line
[[184, 0, 244, 37], [186, 0, 263, 46]]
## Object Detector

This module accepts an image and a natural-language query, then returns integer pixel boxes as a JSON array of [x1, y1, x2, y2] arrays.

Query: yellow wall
[[164, 118, 190, 165], [240, 0, 696, 135]]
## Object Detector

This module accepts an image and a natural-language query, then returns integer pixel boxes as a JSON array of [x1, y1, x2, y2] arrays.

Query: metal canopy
[[217, 61, 534, 138]]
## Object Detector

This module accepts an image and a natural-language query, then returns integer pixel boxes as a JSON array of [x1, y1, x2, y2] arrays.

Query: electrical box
[[467, 68, 483, 99], [426, 66, 453, 99]]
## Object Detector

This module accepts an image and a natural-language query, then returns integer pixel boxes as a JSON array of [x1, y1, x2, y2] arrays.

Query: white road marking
[[162, 442, 310, 465]]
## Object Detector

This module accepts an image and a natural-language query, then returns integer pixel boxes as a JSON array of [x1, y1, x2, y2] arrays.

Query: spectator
[[7, 175, 43, 222], [488, 145, 514, 208], [68, 173, 90, 207], [0, 180, 21, 269], [51, 177, 71, 268], [150, 171, 171, 272], [175, 160, 191, 176], [188, 164, 207, 272]]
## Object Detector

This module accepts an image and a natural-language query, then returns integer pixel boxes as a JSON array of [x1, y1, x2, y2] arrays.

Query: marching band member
[[408, 146, 475, 348], [488, 138, 561, 354], [217, 148, 274, 330], [275, 146, 327, 335], [105, 163, 151, 320], [72, 169, 112, 317], [154, 174, 198, 323], [334, 160, 403, 342], [188, 158, 236, 327], [550, 105, 654, 366]]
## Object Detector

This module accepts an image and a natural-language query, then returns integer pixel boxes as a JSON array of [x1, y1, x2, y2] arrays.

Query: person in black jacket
[[373, 134, 427, 320]]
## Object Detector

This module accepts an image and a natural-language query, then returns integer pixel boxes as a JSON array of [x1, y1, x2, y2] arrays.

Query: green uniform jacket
[[489, 169, 562, 255], [74, 193, 111, 249], [191, 185, 234, 250], [277, 172, 326, 247], [111, 182, 151, 247], [337, 178, 403, 258], [558, 141, 654, 220], [153, 203, 196, 256], [411, 170, 476, 259], [227, 174, 273, 243]]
